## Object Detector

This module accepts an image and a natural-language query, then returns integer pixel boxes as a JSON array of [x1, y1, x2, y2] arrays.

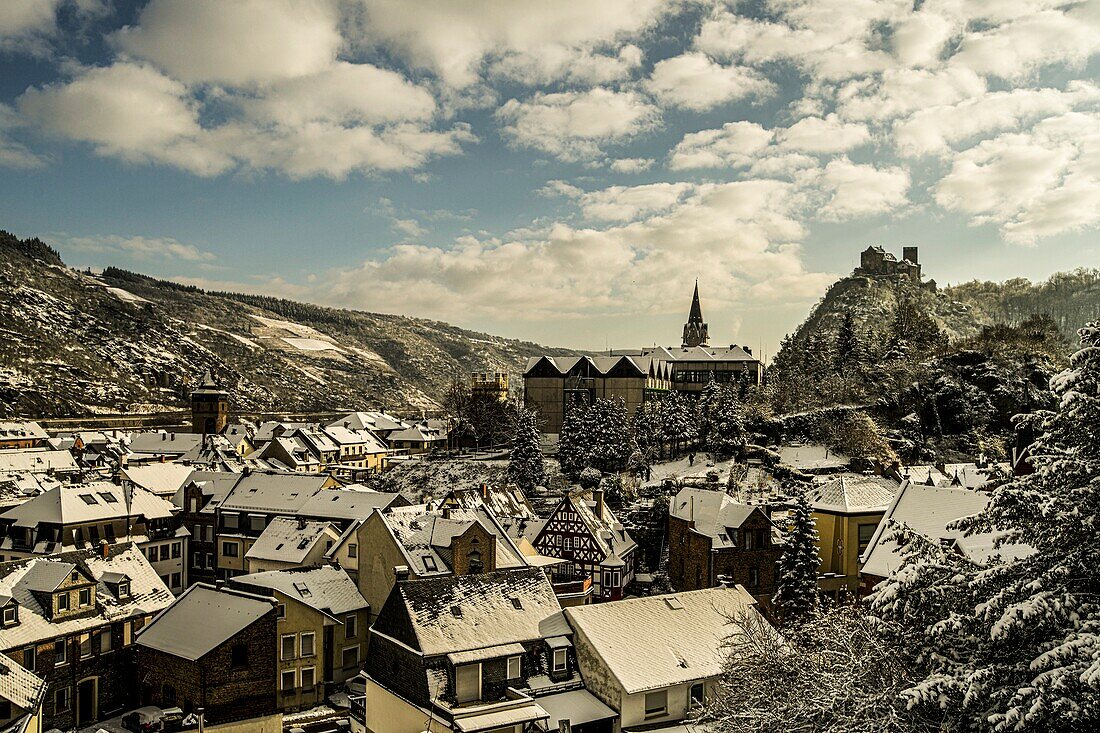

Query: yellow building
[[470, 372, 509, 402], [233, 566, 370, 712], [807, 473, 900, 597]]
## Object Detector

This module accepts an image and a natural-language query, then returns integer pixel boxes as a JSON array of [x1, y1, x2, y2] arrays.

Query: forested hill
[[0, 230, 578, 418], [945, 269, 1100, 337]]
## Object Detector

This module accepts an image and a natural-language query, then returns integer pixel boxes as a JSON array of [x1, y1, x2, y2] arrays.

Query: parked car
[[122, 706, 168, 733]]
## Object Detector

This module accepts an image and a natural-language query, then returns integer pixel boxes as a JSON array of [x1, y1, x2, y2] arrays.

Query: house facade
[[667, 487, 782, 605]]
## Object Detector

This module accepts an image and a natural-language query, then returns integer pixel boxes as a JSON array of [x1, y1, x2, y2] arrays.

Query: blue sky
[[1, 0, 1098, 356]]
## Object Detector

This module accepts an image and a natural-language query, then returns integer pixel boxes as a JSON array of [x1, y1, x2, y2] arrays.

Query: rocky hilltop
[[0, 230, 577, 418]]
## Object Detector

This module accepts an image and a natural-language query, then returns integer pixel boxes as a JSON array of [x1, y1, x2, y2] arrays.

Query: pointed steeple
[[681, 280, 709, 348]]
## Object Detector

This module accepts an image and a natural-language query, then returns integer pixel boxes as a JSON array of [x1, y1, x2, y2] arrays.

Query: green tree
[[506, 407, 545, 492]]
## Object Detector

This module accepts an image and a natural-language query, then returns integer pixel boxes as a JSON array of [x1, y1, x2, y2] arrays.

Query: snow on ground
[[282, 337, 341, 352], [643, 455, 734, 487], [105, 286, 149, 304], [191, 323, 261, 350], [250, 314, 328, 339]]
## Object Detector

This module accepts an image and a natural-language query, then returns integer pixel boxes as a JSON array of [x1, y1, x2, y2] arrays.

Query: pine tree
[[632, 400, 664, 461], [873, 322, 1100, 732], [584, 397, 633, 474], [557, 397, 589, 479], [506, 407, 545, 492], [696, 376, 722, 446], [708, 385, 746, 459], [773, 485, 820, 626], [660, 391, 696, 458]]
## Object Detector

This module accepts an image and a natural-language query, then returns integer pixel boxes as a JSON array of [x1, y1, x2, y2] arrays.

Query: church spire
[[681, 280, 709, 348]]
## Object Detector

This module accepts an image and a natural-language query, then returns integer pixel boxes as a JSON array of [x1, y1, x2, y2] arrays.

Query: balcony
[[549, 573, 592, 602]]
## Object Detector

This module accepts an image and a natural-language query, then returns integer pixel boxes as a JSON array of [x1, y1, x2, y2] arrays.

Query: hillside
[[0, 230, 578, 418]]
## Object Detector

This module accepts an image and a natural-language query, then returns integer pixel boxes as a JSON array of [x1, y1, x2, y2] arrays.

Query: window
[[422, 555, 437, 572], [54, 638, 67, 665], [858, 523, 877, 554], [277, 603, 286, 620], [222, 513, 239, 530], [552, 648, 567, 672], [231, 643, 248, 669], [170, 573, 181, 589], [748, 568, 760, 588], [78, 494, 98, 505], [455, 663, 480, 703], [300, 632, 315, 658], [55, 687, 71, 713], [564, 537, 572, 551], [159, 545, 170, 562], [222, 542, 239, 558], [57, 593, 70, 612], [280, 670, 296, 691], [341, 645, 359, 670], [644, 690, 668, 718], [78, 588, 91, 606], [79, 634, 91, 659], [99, 492, 118, 504], [118, 581, 130, 598], [507, 655, 521, 680], [348, 543, 357, 558], [22, 645, 34, 672], [249, 515, 265, 532], [301, 666, 316, 689], [100, 630, 113, 653], [344, 614, 356, 639], [281, 634, 297, 660], [690, 682, 705, 707], [171, 543, 181, 559]]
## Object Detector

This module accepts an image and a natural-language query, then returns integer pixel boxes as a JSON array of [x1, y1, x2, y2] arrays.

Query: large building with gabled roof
[[522, 284, 761, 432]]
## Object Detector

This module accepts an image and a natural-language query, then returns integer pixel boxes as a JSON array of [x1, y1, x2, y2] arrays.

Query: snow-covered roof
[[535, 689, 616, 730], [0, 449, 78, 475], [298, 487, 401, 521], [0, 544, 174, 648], [244, 517, 338, 564], [326, 412, 407, 435], [0, 472, 60, 508], [939, 463, 1006, 490], [860, 481, 1002, 579], [569, 493, 637, 559], [322, 425, 389, 453], [388, 423, 446, 443], [128, 432, 202, 456], [564, 586, 762, 694], [173, 470, 242, 511], [2, 481, 176, 528], [393, 568, 563, 657], [0, 652, 45, 710], [217, 471, 330, 514], [384, 503, 528, 576], [669, 488, 769, 548], [0, 423, 47, 443], [136, 584, 274, 661], [235, 565, 368, 618], [809, 473, 899, 514], [122, 463, 195, 497]]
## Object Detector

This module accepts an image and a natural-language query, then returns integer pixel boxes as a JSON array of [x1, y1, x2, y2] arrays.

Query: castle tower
[[681, 281, 710, 348], [191, 369, 229, 436]]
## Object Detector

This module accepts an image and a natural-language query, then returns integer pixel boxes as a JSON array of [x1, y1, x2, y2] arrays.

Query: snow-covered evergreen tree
[[873, 322, 1100, 732], [584, 397, 633, 474], [632, 400, 664, 461], [557, 397, 589, 479], [708, 385, 746, 459], [696, 376, 722, 446], [660, 391, 696, 457], [773, 485, 820, 626], [506, 407, 544, 492]]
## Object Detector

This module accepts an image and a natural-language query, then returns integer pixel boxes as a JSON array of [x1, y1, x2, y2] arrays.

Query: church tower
[[191, 369, 229, 436], [681, 281, 709, 348]]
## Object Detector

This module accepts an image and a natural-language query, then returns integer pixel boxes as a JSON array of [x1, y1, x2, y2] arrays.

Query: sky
[[1, 0, 1098, 358]]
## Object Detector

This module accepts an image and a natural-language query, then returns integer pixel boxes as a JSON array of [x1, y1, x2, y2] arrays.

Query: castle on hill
[[856, 245, 922, 280]]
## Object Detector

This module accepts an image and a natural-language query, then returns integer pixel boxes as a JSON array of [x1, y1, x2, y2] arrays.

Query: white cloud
[[113, 0, 342, 86], [837, 68, 987, 122], [645, 52, 775, 111], [815, 158, 911, 220], [353, 0, 672, 88], [0, 104, 46, 169], [608, 157, 654, 173], [935, 112, 1100, 243], [391, 218, 428, 239], [550, 182, 695, 222], [0, 0, 61, 41], [668, 121, 774, 170], [18, 63, 232, 176], [776, 115, 871, 154], [890, 10, 955, 67], [893, 82, 1100, 156], [59, 233, 217, 262], [320, 179, 834, 322], [491, 44, 645, 87], [496, 88, 659, 162], [17, 61, 473, 179]]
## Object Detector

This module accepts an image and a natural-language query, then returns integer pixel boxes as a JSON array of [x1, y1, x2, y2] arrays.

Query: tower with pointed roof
[[191, 369, 229, 436], [681, 281, 709, 348]]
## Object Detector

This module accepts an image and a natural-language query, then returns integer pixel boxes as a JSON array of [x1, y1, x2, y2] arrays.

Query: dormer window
[[78, 588, 91, 607], [57, 593, 70, 612], [2, 605, 17, 627], [117, 581, 130, 598]]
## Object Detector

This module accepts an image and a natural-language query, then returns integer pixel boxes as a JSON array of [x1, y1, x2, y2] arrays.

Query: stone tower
[[681, 281, 710, 348], [191, 370, 229, 436]]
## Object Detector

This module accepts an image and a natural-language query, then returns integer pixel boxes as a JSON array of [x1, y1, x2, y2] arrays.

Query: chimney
[[99, 540, 109, 559], [593, 489, 605, 521], [442, 507, 451, 520], [394, 565, 410, 581], [297, 516, 306, 530], [481, 483, 489, 500]]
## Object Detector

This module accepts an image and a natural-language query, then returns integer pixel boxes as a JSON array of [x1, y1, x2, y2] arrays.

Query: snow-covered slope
[[0, 230, 578, 418]]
